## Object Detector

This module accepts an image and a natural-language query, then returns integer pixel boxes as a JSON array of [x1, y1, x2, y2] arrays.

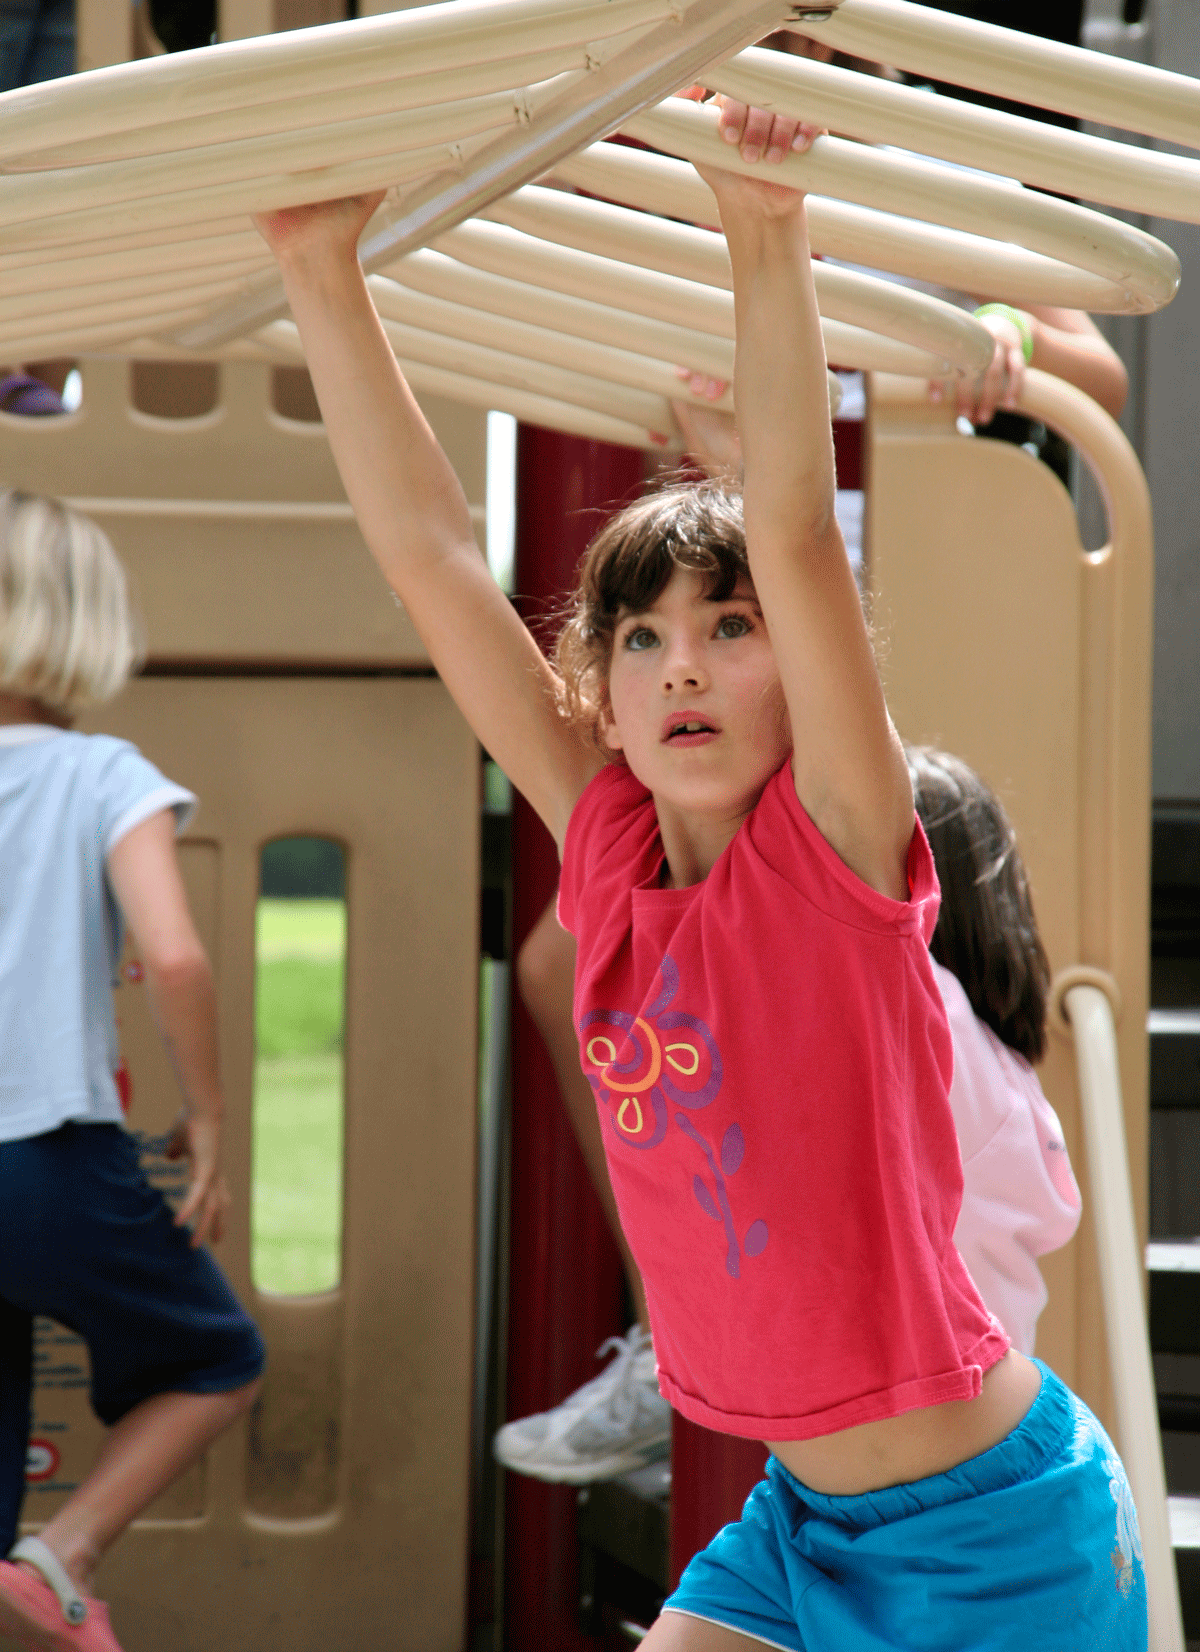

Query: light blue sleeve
[[90, 737, 198, 856]]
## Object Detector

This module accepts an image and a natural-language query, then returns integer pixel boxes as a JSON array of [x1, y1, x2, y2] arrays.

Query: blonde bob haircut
[[0, 491, 140, 715]]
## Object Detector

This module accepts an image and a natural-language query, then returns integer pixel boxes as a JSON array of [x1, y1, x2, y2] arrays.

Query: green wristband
[[973, 303, 1034, 365]]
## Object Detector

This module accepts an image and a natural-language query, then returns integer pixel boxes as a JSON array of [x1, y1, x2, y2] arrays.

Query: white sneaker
[[493, 1327, 671, 1484]]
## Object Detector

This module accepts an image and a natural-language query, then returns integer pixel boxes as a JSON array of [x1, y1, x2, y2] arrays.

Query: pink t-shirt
[[559, 761, 1010, 1441], [936, 963, 1082, 1356]]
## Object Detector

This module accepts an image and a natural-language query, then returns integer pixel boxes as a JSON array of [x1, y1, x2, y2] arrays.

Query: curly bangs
[[554, 480, 749, 742]]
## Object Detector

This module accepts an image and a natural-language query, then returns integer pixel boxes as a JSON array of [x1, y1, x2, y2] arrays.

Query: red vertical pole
[[503, 425, 643, 1651], [669, 1421, 768, 1589]]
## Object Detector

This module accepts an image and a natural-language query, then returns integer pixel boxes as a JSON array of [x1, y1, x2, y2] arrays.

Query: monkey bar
[[0, 0, 1194, 452]]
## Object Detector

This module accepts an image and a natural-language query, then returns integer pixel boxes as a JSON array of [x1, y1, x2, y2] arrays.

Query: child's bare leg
[[644, 1614, 764, 1649], [517, 899, 650, 1335], [24, 1379, 260, 1592]]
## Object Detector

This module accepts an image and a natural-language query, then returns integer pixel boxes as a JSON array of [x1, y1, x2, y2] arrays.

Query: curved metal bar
[[791, 0, 1200, 151], [258, 317, 681, 450], [0, 82, 575, 233], [708, 46, 1200, 224], [484, 187, 993, 371], [378, 285, 722, 427], [171, 0, 795, 350], [11, 50, 602, 170], [0, 0, 674, 163], [384, 250, 739, 381], [380, 252, 941, 378], [623, 101, 1181, 312], [553, 144, 1130, 312], [1065, 984, 1185, 1652]]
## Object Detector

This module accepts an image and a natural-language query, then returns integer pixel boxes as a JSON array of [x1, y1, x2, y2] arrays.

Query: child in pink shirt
[[908, 745, 1081, 1356]]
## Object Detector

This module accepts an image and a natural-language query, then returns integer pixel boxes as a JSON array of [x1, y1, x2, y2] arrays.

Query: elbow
[[1101, 359, 1129, 422], [143, 943, 212, 995]]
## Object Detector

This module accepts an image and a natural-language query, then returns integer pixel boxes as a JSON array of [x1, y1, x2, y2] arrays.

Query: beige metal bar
[[256, 318, 676, 450], [1065, 983, 1185, 1652], [381, 249, 740, 382], [170, 0, 794, 350], [377, 311, 686, 437], [622, 100, 1180, 312], [485, 185, 993, 370], [553, 143, 1130, 312], [13, 51, 599, 169], [434, 217, 988, 373], [438, 218, 734, 332], [0, 231, 268, 292], [708, 47, 1200, 224], [0, 217, 258, 275], [0, 262, 264, 321], [380, 251, 943, 377], [0, 0, 675, 163], [790, 0, 1200, 152], [367, 276, 734, 408], [0, 146, 448, 256], [367, 272, 934, 403], [0, 83, 573, 233], [0, 302, 243, 360]]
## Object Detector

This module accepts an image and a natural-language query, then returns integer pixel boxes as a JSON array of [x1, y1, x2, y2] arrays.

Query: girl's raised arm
[[256, 196, 601, 851], [700, 111, 914, 902]]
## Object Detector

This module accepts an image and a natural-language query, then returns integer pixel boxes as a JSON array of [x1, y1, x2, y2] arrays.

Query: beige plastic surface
[[0, 357, 488, 665], [41, 677, 479, 1652], [1067, 984, 1184, 1652], [867, 369, 1150, 1424], [866, 373, 1173, 1637]]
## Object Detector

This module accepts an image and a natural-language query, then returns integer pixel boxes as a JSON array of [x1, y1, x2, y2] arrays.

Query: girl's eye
[[716, 613, 751, 639], [623, 625, 658, 651]]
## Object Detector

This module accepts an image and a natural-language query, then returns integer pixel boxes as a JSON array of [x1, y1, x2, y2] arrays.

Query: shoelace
[[590, 1329, 656, 1430]]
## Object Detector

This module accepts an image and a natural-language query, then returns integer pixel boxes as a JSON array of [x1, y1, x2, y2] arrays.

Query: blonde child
[[0, 495, 263, 1652], [255, 97, 1144, 1649]]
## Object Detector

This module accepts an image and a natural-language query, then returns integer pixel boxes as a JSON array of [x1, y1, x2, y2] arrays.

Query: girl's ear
[[600, 712, 624, 754], [598, 688, 624, 754]]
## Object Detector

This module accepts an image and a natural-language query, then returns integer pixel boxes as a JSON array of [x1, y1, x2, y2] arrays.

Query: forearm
[[1028, 312, 1128, 420], [275, 243, 479, 586], [724, 203, 835, 545], [144, 955, 223, 1123]]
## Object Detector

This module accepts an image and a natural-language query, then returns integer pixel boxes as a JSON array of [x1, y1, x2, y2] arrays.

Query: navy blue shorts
[[665, 1362, 1147, 1650], [0, 1123, 264, 1550]]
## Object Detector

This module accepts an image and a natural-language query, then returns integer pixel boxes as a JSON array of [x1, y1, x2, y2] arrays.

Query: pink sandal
[[0, 1538, 123, 1652]]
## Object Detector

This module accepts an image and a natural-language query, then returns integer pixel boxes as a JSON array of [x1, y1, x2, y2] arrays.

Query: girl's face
[[602, 565, 791, 822]]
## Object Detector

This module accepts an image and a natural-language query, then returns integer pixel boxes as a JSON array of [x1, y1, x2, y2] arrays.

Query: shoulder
[[746, 767, 934, 939], [935, 960, 1031, 1156], [559, 762, 656, 933], [80, 737, 197, 850]]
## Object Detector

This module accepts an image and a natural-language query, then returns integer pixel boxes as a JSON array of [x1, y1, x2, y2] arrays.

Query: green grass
[[252, 900, 345, 1296]]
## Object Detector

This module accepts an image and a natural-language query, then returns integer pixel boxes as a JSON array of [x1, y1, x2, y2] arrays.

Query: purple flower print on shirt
[[579, 952, 767, 1278]]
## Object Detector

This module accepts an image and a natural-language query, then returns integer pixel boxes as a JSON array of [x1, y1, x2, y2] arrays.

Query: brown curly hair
[[554, 479, 752, 745]]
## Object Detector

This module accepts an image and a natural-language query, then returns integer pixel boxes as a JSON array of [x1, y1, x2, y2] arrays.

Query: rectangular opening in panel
[[252, 837, 346, 1297]]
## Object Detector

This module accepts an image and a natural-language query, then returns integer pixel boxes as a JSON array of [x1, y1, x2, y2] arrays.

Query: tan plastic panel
[[50, 676, 481, 1652], [865, 377, 1151, 1434], [0, 356, 488, 665]]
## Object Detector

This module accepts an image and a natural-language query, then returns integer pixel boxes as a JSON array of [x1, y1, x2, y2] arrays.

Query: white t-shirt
[[936, 961, 1082, 1354], [0, 726, 195, 1143]]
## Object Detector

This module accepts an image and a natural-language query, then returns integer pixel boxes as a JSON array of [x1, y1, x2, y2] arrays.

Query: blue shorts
[[664, 1362, 1147, 1651], [0, 1123, 264, 1550]]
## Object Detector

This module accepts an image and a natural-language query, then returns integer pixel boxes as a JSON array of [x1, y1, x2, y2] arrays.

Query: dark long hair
[[907, 745, 1050, 1063]]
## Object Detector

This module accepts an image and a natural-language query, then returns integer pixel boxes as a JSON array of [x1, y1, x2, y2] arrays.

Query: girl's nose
[[661, 636, 707, 692]]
